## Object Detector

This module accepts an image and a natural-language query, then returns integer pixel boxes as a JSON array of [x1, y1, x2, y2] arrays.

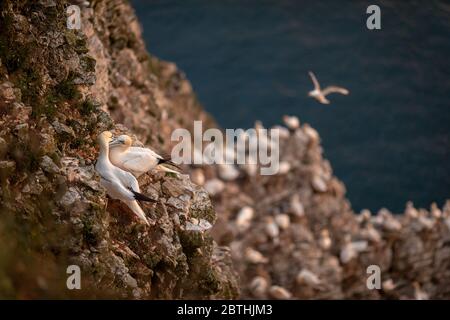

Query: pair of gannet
[[95, 132, 155, 225], [308, 71, 349, 104], [95, 132, 180, 225]]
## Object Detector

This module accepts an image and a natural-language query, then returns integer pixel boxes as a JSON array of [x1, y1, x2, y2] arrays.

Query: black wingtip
[[131, 190, 157, 202], [158, 158, 182, 171]]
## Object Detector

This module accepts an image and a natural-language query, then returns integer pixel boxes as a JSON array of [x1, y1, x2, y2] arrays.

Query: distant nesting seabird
[[95, 131, 155, 225], [282, 115, 300, 130], [109, 134, 180, 177], [308, 71, 349, 104]]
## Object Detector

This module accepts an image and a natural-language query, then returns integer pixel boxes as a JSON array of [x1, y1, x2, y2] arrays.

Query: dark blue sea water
[[131, 0, 450, 213]]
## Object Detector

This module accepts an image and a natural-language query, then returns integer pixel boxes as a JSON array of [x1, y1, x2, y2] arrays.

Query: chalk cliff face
[[1, 0, 449, 300]]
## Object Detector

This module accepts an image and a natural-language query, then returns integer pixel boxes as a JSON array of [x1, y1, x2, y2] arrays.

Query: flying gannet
[[109, 134, 180, 177], [95, 131, 155, 225], [308, 71, 349, 104]]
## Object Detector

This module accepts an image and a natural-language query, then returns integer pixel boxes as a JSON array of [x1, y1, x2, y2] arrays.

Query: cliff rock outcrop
[[0, 0, 237, 299]]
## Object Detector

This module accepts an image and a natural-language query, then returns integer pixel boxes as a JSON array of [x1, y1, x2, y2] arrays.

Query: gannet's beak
[[109, 138, 122, 147]]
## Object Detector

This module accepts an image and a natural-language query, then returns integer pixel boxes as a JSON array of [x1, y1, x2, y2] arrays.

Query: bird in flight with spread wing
[[307, 71, 349, 105]]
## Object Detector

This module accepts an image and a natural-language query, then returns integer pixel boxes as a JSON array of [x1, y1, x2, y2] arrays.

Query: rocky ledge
[[0, 0, 236, 299]]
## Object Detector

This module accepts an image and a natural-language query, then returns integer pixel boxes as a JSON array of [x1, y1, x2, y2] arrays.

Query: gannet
[[190, 168, 205, 186], [296, 268, 321, 286], [265, 217, 280, 238], [236, 206, 254, 232], [340, 235, 368, 264], [274, 213, 290, 230], [278, 161, 291, 175], [378, 209, 402, 231], [405, 201, 419, 219], [95, 131, 155, 225], [203, 178, 225, 196], [109, 134, 180, 177], [245, 248, 269, 264], [382, 279, 397, 291], [413, 282, 429, 300], [217, 163, 240, 181], [250, 276, 268, 298], [430, 202, 442, 219], [269, 286, 292, 300], [282, 115, 300, 130], [319, 229, 332, 250], [290, 194, 305, 217], [308, 71, 349, 104]]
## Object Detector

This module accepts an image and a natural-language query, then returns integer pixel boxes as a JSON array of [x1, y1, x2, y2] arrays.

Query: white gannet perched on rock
[[430, 202, 442, 219], [296, 268, 321, 287], [217, 163, 240, 181], [235, 206, 254, 232], [302, 124, 320, 144], [282, 115, 300, 130], [290, 194, 305, 217], [405, 201, 419, 219], [250, 276, 269, 298], [413, 282, 429, 300], [277, 161, 291, 175], [307, 71, 349, 105], [382, 279, 397, 291], [109, 134, 180, 177], [204, 178, 225, 196], [269, 286, 292, 300], [319, 229, 332, 250], [274, 213, 290, 230], [340, 235, 368, 264], [95, 131, 155, 225], [377, 208, 402, 232], [265, 217, 280, 239], [245, 247, 269, 264]]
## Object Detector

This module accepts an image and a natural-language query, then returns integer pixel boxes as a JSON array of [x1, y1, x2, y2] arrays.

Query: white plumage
[[308, 71, 349, 105], [109, 134, 180, 177]]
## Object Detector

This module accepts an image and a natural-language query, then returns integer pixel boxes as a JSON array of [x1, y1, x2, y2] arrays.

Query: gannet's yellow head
[[109, 134, 132, 149], [98, 131, 113, 147]]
